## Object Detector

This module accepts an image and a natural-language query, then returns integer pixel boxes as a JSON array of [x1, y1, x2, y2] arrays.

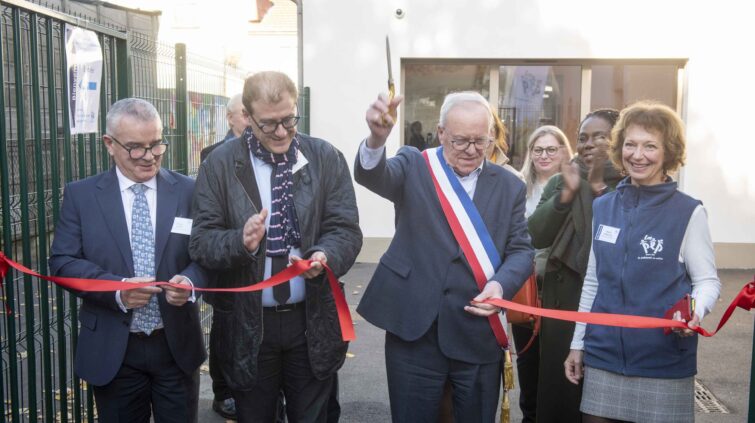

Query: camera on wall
[[394, 8, 405, 19]]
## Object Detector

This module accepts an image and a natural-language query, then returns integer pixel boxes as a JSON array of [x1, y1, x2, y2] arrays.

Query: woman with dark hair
[[528, 109, 623, 422], [565, 101, 720, 423]]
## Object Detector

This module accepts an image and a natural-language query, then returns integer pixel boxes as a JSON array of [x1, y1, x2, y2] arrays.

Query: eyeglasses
[[531, 146, 561, 157], [250, 115, 300, 134], [107, 135, 168, 159], [449, 137, 492, 151]]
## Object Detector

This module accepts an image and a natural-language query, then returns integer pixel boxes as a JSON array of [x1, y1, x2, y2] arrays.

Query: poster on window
[[508, 66, 549, 126], [65, 24, 103, 135]]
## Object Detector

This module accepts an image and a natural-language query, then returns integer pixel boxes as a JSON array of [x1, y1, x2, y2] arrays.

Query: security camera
[[394, 8, 405, 19]]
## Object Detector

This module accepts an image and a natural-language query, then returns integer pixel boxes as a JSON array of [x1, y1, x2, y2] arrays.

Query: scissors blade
[[386, 35, 394, 86]]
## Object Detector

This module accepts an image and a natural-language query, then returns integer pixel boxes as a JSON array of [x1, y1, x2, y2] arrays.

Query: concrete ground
[[197, 266, 755, 422]]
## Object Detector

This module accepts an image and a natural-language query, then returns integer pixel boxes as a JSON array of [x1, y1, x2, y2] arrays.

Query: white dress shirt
[[114, 167, 195, 313], [250, 150, 309, 306]]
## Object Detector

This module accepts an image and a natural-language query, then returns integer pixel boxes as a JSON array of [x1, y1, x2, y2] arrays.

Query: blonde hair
[[520, 125, 573, 197], [242, 71, 298, 115], [488, 106, 509, 163]]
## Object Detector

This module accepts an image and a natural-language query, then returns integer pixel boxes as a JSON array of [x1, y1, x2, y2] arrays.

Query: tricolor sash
[[423, 147, 509, 348]]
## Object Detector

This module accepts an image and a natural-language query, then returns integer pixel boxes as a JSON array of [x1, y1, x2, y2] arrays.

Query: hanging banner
[[65, 24, 103, 135], [506, 66, 550, 126]]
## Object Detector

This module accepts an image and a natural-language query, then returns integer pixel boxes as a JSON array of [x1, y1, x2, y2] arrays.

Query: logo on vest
[[639, 235, 663, 260]]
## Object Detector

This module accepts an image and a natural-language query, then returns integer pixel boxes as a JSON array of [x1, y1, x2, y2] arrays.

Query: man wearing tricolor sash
[[355, 91, 534, 421]]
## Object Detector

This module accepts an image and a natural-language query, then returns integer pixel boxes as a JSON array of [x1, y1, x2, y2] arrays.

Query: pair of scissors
[[384, 36, 398, 124]]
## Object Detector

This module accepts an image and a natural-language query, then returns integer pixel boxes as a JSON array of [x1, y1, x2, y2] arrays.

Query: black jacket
[[200, 129, 235, 162], [189, 134, 362, 390]]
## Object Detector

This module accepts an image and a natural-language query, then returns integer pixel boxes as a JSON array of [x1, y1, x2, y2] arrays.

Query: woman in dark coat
[[527, 109, 622, 422]]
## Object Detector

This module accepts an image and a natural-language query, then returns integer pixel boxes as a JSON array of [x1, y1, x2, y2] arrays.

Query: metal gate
[[0, 1, 250, 421]]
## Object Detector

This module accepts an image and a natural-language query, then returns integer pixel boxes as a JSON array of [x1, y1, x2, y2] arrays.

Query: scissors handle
[[386, 82, 397, 122]]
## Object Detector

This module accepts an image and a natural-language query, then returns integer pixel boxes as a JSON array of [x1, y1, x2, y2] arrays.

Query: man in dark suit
[[49, 98, 210, 423], [201, 93, 248, 162], [355, 91, 534, 422]]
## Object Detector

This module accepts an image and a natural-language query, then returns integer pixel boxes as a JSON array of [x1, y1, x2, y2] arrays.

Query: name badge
[[171, 217, 193, 235], [595, 224, 620, 244]]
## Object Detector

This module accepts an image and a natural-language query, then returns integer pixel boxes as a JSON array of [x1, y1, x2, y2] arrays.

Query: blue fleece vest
[[584, 177, 701, 379]]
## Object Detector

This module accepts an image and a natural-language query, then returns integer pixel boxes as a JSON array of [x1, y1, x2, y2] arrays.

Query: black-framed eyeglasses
[[250, 115, 300, 134], [107, 135, 169, 159], [449, 137, 492, 151], [532, 146, 562, 157]]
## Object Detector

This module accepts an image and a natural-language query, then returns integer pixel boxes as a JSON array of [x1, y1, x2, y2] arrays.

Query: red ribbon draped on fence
[[0, 252, 355, 342]]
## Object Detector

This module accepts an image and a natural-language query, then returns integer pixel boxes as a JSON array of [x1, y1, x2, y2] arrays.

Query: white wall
[[303, 1, 755, 256], [142, 0, 298, 87]]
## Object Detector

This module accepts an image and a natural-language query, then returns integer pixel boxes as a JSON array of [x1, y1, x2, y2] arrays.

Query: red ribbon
[[484, 276, 755, 337], [4, 249, 753, 342], [0, 252, 355, 342]]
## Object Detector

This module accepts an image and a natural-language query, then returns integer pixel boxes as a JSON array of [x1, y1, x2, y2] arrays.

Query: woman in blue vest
[[565, 101, 721, 423]]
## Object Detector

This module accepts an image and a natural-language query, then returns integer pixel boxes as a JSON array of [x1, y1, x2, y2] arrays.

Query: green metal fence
[[0, 2, 127, 421], [0, 1, 251, 421]]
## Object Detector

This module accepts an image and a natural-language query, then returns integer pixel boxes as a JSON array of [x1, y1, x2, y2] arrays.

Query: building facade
[[303, 0, 755, 268]]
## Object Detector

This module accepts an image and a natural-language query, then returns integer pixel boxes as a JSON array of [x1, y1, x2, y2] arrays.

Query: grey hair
[[105, 98, 162, 135], [226, 93, 244, 114], [438, 91, 492, 130]]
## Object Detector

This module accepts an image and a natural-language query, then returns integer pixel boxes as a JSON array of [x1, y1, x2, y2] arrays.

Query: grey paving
[[197, 266, 755, 422]]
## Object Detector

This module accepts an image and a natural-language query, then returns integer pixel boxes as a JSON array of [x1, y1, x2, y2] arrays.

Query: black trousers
[[511, 323, 539, 423], [92, 330, 199, 423], [385, 324, 501, 422], [232, 306, 334, 423], [209, 311, 233, 401]]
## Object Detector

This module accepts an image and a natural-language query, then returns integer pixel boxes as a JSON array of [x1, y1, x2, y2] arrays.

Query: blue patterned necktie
[[129, 183, 161, 334]]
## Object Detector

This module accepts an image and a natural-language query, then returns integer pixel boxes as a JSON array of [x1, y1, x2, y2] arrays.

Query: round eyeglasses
[[108, 135, 169, 160], [531, 146, 561, 157], [250, 115, 300, 135], [449, 138, 492, 151]]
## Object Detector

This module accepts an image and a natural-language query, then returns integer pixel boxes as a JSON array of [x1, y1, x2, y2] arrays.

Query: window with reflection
[[401, 61, 680, 172], [404, 64, 489, 150], [498, 65, 581, 170], [591, 64, 677, 111]]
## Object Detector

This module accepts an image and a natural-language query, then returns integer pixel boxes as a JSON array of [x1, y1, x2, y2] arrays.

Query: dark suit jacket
[[355, 146, 534, 364], [200, 129, 236, 162], [49, 167, 210, 386]]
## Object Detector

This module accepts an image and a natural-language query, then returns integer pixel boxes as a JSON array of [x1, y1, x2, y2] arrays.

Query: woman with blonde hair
[[488, 106, 524, 180], [521, 125, 574, 216], [512, 125, 573, 422]]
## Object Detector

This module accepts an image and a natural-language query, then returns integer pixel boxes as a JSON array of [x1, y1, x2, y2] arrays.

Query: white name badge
[[171, 217, 193, 235], [595, 224, 620, 244]]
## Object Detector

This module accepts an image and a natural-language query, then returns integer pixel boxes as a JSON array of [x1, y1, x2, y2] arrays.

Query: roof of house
[[249, 0, 297, 35]]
